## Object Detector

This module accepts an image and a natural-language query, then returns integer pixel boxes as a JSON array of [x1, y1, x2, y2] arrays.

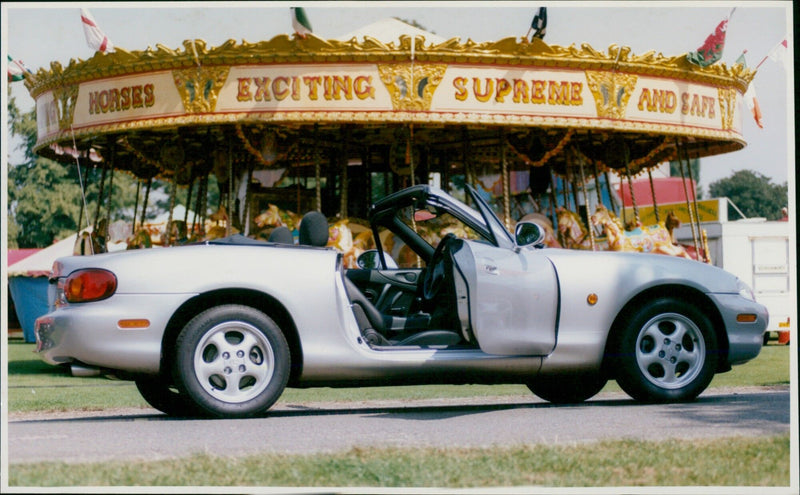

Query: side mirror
[[357, 249, 399, 269], [514, 221, 546, 248]]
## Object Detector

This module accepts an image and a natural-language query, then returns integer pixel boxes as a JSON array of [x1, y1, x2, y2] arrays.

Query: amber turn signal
[[587, 293, 598, 305], [118, 319, 151, 329], [736, 314, 758, 323]]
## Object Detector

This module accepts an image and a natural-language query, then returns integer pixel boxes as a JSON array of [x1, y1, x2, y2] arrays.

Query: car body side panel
[[537, 248, 754, 373]]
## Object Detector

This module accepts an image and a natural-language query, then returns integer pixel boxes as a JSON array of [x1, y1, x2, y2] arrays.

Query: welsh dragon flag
[[291, 7, 312, 38], [687, 10, 735, 67]]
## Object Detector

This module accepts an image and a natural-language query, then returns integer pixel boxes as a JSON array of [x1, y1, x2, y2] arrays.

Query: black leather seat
[[343, 276, 461, 347], [268, 226, 294, 244], [299, 211, 329, 247]]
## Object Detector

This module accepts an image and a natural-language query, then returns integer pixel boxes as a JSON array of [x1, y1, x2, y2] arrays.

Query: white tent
[[7, 232, 86, 278], [336, 18, 446, 44]]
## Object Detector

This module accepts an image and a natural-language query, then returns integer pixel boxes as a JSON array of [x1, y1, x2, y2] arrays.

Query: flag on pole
[[81, 8, 114, 53], [528, 7, 547, 40], [291, 7, 312, 38], [735, 51, 763, 129], [686, 10, 735, 67], [766, 38, 788, 71], [8, 55, 31, 82], [743, 83, 764, 129]]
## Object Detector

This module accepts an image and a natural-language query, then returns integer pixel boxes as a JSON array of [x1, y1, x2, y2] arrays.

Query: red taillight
[[64, 269, 117, 303]]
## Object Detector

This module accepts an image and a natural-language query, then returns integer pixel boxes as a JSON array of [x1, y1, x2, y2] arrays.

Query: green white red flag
[[291, 7, 312, 38], [735, 52, 763, 129], [81, 8, 114, 53], [686, 9, 735, 67], [8, 55, 30, 82]]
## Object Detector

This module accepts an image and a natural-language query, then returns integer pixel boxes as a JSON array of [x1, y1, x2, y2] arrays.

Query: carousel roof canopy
[[23, 21, 756, 184]]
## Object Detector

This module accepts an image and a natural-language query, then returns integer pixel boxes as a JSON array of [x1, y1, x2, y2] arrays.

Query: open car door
[[463, 186, 559, 356]]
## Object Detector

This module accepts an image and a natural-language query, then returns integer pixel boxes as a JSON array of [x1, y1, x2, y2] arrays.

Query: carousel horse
[[590, 205, 691, 259], [126, 229, 153, 250], [556, 208, 592, 250]]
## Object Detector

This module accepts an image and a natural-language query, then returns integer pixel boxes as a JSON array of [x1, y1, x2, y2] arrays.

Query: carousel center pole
[[132, 179, 141, 233]]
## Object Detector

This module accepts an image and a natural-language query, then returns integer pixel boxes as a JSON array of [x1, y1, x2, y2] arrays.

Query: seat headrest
[[299, 211, 329, 247], [268, 226, 294, 244]]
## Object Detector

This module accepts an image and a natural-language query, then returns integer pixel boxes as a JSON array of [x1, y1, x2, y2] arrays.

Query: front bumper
[[35, 292, 192, 374], [708, 293, 770, 365]]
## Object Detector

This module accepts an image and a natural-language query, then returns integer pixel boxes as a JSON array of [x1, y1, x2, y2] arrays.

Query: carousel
[[24, 19, 754, 265]]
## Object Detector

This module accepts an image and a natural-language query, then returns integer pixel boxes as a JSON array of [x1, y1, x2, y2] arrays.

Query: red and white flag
[[743, 83, 763, 129], [766, 38, 788, 71], [81, 8, 114, 53]]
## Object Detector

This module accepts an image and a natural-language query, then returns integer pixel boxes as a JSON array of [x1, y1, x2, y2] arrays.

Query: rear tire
[[174, 305, 290, 418], [527, 373, 608, 404], [612, 298, 717, 403]]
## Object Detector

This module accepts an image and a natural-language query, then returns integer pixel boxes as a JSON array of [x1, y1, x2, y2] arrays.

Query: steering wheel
[[422, 233, 455, 302]]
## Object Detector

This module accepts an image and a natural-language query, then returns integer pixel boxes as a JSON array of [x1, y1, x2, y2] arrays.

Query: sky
[[2, 1, 794, 196]]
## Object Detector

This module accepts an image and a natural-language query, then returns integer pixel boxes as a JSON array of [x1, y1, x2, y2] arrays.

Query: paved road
[[7, 387, 790, 464]]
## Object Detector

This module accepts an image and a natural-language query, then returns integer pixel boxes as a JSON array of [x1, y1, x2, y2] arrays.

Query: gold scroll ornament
[[585, 70, 638, 120], [717, 87, 737, 131], [173, 66, 230, 113], [53, 84, 79, 130], [377, 63, 447, 111]]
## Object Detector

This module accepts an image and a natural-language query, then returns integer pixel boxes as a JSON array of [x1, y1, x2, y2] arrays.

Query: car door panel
[[464, 241, 559, 355]]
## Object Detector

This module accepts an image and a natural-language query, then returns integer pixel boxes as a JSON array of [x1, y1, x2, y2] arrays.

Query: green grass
[[6, 341, 791, 413], [8, 435, 790, 487]]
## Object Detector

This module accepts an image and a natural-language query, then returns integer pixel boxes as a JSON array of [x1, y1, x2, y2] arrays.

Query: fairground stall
[[24, 19, 754, 263]]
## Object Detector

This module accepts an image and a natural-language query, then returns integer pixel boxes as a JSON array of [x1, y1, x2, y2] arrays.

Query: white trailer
[[674, 199, 794, 345]]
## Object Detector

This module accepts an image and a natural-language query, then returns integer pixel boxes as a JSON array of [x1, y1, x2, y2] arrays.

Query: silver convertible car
[[35, 185, 768, 418]]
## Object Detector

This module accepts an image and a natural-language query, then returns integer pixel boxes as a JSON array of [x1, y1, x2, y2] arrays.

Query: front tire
[[135, 377, 202, 417], [527, 373, 608, 404], [612, 298, 718, 403], [174, 305, 290, 418]]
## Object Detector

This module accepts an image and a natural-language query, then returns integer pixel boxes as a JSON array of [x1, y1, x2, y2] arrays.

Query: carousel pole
[[314, 124, 321, 212], [166, 162, 179, 247], [132, 179, 141, 232], [227, 135, 233, 237], [604, 171, 617, 216], [93, 154, 109, 232], [140, 176, 152, 229], [245, 162, 253, 237], [184, 174, 194, 228], [647, 167, 660, 223], [684, 149, 706, 261], [198, 175, 209, 237], [500, 127, 511, 229], [549, 171, 562, 246], [462, 128, 471, 202], [676, 138, 701, 257], [103, 145, 115, 247], [340, 126, 349, 218], [408, 124, 416, 187], [623, 145, 639, 227], [578, 150, 596, 251]]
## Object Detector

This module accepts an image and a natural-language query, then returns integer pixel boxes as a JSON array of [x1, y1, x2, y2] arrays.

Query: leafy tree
[[7, 91, 156, 248], [708, 169, 788, 220]]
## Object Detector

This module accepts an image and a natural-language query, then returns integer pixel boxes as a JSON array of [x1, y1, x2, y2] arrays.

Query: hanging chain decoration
[[119, 137, 161, 170], [506, 128, 575, 169]]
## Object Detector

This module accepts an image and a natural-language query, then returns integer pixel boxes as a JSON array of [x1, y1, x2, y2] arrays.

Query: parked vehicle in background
[[674, 203, 793, 345]]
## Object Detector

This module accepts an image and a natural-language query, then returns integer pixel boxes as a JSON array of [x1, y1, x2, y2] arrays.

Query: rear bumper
[[35, 293, 191, 374]]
